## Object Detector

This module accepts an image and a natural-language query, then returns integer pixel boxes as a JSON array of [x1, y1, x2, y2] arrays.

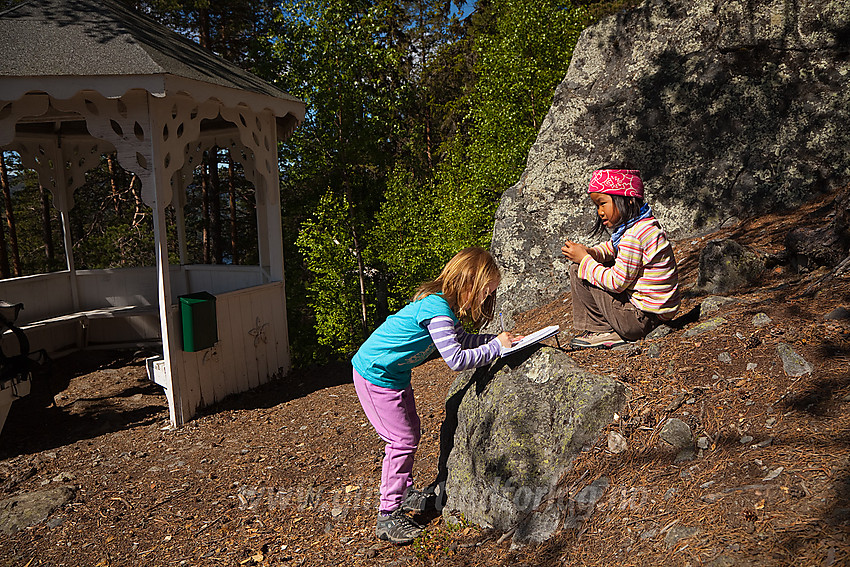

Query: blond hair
[[414, 246, 500, 327]]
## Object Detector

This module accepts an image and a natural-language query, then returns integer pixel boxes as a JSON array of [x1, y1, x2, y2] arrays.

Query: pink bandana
[[587, 169, 644, 198]]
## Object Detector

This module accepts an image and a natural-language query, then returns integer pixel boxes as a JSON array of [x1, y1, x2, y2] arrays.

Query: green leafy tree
[[369, 0, 589, 330], [268, 0, 595, 360], [295, 190, 371, 354], [272, 0, 447, 360], [437, 0, 588, 224]]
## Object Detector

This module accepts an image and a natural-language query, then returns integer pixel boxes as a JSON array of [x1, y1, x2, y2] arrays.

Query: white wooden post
[[145, 94, 185, 427], [51, 144, 80, 311], [262, 113, 284, 282]]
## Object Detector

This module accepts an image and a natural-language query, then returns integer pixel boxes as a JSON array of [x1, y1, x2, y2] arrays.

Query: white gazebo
[[0, 0, 306, 428]]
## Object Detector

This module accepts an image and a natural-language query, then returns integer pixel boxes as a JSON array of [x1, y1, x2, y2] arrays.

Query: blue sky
[[455, 1, 475, 19]]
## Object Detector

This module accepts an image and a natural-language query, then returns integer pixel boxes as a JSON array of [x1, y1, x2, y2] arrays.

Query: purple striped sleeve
[[426, 316, 501, 371]]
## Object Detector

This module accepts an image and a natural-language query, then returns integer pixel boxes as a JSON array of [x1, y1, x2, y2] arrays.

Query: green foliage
[[369, 166, 444, 312], [295, 190, 368, 355], [268, 0, 593, 361], [438, 0, 588, 217], [273, 0, 443, 360], [412, 512, 479, 561]]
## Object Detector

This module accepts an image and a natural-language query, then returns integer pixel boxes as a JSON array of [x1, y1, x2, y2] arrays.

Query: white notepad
[[500, 325, 560, 356]]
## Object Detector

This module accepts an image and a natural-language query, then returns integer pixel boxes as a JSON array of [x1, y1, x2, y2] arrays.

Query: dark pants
[[569, 263, 656, 341]]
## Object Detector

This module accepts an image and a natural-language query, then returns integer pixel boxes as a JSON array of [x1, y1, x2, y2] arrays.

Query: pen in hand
[[500, 312, 506, 333]]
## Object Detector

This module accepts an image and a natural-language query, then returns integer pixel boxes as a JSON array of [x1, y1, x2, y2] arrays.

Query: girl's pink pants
[[353, 368, 421, 513]]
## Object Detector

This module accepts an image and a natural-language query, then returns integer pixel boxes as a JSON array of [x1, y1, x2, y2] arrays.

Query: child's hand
[[497, 331, 524, 348], [561, 240, 589, 263]]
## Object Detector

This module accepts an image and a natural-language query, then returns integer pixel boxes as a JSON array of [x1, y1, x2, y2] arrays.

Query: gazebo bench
[[15, 304, 159, 331], [3, 304, 160, 353]]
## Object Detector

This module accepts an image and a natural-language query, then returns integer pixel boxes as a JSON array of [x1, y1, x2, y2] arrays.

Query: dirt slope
[[0, 190, 848, 566]]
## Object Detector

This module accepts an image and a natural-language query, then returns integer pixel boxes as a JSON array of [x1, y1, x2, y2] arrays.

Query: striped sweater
[[577, 218, 680, 319], [426, 317, 501, 371]]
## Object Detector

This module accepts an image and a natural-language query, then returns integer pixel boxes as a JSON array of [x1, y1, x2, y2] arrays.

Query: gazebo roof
[[0, 0, 303, 121]]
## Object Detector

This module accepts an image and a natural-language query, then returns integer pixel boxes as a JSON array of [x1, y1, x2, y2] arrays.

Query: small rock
[[754, 438, 773, 448], [697, 436, 710, 450], [701, 296, 739, 315], [607, 431, 628, 454], [718, 352, 732, 364], [660, 418, 693, 449], [0, 485, 76, 535], [765, 417, 776, 427], [675, 448, 696, 462], [776, 343, 813, 376], [752, 313, 772, 327], [763, 467, 784, 481], [708, 554, 738, 567], [646, 343, 662, 358], [666, 393, 686, 412], [640, 527, 658, 540], [663, 487, 677, 500], [746, 363, 758, 371], [684, 317, 727, 338], [740, 435, 753, 444], [574, 478, 610, 514], [824, 306, 849, 320], [46, 516, 66, 529], [664, 524, 700, 548], [646, 326, 671, 340]]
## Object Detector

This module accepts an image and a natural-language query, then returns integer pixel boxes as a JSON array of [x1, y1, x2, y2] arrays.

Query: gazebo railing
[[0, 264, 270, 357]]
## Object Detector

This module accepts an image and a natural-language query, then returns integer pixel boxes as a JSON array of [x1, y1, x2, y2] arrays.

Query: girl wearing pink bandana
[[561, 169, 680, 348]]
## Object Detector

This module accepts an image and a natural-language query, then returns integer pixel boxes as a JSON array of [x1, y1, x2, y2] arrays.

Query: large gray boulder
[[696, 239, 765, 294], [491, 0, 850, 321], [442, 347, 625, 543]]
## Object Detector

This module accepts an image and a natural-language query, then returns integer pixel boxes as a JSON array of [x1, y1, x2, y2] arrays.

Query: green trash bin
[[179, 291, 217, 352]]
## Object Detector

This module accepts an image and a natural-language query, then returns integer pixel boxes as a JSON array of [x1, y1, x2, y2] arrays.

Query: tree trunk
[[228, 156, 238, 265], [0, 153, 21, 276], [106, 153, 121, 215], [39, 183, 55, 271], [130, 173, 145, 227], [209, 147, 223, 264], [350, 226, 368, 336], [198, 8, 211, 50]]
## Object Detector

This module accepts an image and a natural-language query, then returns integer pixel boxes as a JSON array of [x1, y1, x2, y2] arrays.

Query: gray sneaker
[[401, 487, 438, 512], [570, 331, 626, 348], [376, 509, 423, 544]]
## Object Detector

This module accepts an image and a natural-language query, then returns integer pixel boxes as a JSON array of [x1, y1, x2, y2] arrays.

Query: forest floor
[[0, 189, 848, 567]]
